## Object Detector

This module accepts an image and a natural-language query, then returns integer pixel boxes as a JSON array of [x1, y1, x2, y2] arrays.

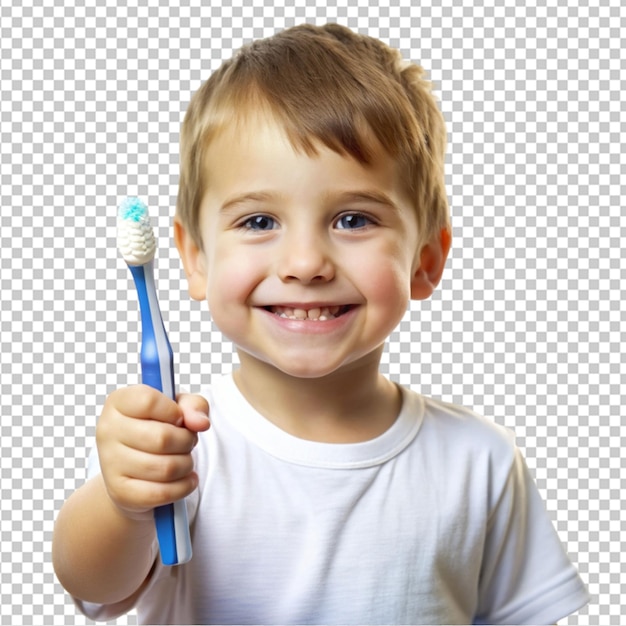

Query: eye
[[335, 213, 373, 230], [241, 215, 277, 231]]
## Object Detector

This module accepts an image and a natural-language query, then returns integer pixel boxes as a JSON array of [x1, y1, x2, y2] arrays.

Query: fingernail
[[194, 410, 210, 422]]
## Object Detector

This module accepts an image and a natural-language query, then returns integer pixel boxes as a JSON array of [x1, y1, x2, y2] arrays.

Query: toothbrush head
[[117, 196, 157, 265]]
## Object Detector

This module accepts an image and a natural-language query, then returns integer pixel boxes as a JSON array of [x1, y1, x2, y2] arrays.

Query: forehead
[[202, 111, 407, 202]]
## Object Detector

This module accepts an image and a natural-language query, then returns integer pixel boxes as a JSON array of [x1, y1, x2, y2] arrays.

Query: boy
[[53, 23, 589, 624]]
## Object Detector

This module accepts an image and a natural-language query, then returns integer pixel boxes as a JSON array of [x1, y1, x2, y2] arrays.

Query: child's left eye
[[335, 213, 373, 230]]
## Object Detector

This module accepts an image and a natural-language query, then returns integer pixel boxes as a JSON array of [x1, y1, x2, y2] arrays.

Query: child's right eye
[[240, 215, 277, 231]]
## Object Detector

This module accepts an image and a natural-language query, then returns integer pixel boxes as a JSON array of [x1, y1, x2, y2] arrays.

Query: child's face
[[177, 114, 427, 380]]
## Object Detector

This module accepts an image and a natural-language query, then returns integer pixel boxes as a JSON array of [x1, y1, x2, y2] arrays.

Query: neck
[[232, 348, 401, 443]]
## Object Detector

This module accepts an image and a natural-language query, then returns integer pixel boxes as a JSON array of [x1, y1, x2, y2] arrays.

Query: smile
[[263, 305, 352, 321]]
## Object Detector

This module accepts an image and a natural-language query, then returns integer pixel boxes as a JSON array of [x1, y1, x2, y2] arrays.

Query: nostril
[[284, 273, 331, 283]]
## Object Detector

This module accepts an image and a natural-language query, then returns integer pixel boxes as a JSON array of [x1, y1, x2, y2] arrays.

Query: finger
[[122, 448, 196, 484], [108, 385, 184, 426], [116, 418, 198, 455], [176, 392, 209, 414], [112, 472, 199, 512], [177, 393, 211, 433]]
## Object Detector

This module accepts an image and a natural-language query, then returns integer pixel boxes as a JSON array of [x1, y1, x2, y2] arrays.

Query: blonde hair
[[176, 23, 448, 249]]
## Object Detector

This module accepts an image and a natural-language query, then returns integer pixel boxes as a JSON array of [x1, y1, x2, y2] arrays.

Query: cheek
[[205, 245, 263, 310], [353, 242, 413, 306], [368, 267, 412, 320]]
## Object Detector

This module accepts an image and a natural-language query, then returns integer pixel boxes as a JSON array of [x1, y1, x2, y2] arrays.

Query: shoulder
[[403, 386, 516, 454], [400, 386, 518, 499]]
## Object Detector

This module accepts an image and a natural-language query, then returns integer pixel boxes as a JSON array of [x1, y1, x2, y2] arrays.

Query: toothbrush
[[116, 196, 193, 566]]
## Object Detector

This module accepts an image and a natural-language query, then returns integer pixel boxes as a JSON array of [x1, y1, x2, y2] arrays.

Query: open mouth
[[263, 305, 353, 321]]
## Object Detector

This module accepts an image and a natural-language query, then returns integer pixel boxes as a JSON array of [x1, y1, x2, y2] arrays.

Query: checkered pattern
[[1, 0, 623, 623]]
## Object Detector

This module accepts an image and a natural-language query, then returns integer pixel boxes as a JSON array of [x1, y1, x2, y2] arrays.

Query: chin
[[269, 359, 346, 380], [234, 347, 332, 378]]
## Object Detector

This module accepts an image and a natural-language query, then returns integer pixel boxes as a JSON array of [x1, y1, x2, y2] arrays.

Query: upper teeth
[[270, 306, 342, 321]]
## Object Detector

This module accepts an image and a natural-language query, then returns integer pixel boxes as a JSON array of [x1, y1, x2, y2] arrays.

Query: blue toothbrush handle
[[129, 262, 193, 566]]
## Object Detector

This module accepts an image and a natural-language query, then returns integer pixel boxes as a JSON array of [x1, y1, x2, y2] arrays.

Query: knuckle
[[152, 426, 195, 454], [152, 427, 175, 452], [130, 385, 159, 416], [159, 457, 182, 482], [150, 454, 192, 483]]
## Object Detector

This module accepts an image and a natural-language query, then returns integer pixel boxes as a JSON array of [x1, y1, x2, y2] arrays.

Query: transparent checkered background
[[1, 0, 623, 624]]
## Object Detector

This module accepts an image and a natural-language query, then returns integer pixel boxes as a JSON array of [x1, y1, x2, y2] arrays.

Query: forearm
[[53, 474, 157, 605]]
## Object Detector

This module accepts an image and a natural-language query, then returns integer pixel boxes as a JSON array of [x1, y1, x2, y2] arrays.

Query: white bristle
[[117, 197, 157, 265]]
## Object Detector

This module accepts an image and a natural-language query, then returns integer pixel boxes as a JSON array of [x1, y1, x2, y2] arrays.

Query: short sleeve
[[475, 448, 589, 625]]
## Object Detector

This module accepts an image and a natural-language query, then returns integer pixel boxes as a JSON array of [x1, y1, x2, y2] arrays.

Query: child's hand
[[96, 385, 210, 520]]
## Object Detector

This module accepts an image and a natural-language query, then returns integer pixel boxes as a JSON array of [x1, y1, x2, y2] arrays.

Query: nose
[[277, 231, 335, 284]]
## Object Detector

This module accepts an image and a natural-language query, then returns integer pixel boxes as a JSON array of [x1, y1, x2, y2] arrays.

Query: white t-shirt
[[77, 375, 588, 624]]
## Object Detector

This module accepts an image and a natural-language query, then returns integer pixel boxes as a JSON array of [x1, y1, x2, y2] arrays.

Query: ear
[[411, 228, 451, 300], [173, 218, 208, 301]]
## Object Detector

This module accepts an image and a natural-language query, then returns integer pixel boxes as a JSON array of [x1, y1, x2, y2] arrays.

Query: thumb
[[177, 392, 211, 433]]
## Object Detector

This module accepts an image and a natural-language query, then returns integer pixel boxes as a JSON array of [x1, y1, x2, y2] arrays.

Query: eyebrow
[[220, 192, 277, 213], [219, 189, 399, 213], [331, 190, 398, 210]]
